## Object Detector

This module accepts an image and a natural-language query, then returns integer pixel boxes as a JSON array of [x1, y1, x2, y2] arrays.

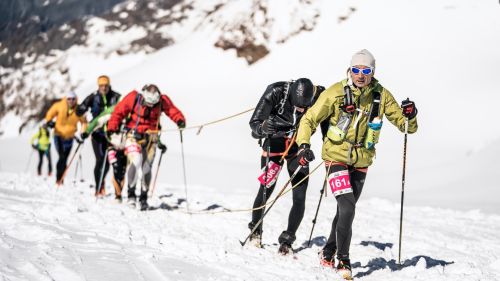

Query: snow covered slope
[[1, 172, 499, 281]]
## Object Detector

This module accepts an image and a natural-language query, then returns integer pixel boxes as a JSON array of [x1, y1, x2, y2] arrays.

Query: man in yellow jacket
[[45, 91, 87, 183], [295, 49, 418, 280]]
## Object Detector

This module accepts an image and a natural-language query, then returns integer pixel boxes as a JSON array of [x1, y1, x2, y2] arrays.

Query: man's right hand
[[297, 144, 315, 166], [157, 142, 167, 153], [32, 144, 38, 150], [260, 118, 276, 135], [46, 121, 55, 128]]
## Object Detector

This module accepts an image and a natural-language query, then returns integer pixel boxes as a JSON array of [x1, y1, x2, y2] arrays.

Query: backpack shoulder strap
[[126, 93, 141, 124], [368, 91, 382, 122]]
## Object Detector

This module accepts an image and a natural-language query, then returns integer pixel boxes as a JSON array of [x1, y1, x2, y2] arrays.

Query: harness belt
[[325, 161, 368, 173]]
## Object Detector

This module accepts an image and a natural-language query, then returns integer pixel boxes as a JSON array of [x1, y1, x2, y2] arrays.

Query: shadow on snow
[[352, 255, 455, 278], [294, 239, 454, 277], [353, 240, 454, 278]]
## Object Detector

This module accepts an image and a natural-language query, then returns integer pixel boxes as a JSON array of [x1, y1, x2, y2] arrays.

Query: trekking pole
[[57, 143, 82, 186], [398, 118, 409, 265], [24, 149, 34, 173], [150, 149, 166, 198], [240, 165, 303, 247], [179, 130, 189, 212], [96, 147, 110, 200], [73, 154, 80, 184], [257, 136, 271, 247], [308, 182, 327, 247], [78, 154, 84, 182], [307, 164, 332, 247]]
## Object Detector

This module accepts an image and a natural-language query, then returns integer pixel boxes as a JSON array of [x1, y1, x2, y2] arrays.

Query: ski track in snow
[[1, 172, 499, 281]]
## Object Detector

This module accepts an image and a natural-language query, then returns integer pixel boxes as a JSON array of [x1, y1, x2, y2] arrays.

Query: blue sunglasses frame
[[351, 67, 373, 75]]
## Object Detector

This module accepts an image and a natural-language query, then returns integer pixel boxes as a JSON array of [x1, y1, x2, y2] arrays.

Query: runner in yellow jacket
[[295, 50, 418, 280], [45, 91, 87, 183]]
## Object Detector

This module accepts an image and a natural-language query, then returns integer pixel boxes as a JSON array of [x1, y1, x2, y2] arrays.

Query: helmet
[[141, 84, 160, 106], [289, 78, 315, 108]]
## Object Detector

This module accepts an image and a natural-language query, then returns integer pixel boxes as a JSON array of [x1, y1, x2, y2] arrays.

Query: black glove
[[75, 105, 86, 117], [260, 118, 276, 135], [157, 142, 167, 153], [297, 144, 315, 166], [46, 121, 55, 128], [401, 98, 418, 119], [32, 144, 38, 150], [177, 120, 186, 129], [81, 132, 89, 140]]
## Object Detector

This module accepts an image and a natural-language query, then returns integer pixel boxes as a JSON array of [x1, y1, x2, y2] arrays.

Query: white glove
[[109, 133, 125, 150]]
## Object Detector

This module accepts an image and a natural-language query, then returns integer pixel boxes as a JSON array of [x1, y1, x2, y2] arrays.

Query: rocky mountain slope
[[0, 0, 323, 135]]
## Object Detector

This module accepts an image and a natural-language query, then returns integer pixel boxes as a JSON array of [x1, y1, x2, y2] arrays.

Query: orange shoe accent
[[320, 258, 335, 268], [319, 252, 335, 268], [112, 177, 124, 197]]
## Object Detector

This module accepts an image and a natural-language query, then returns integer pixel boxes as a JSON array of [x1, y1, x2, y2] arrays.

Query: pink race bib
[[107, 150, 117, 164], [258, 161, 282, 188], [125, 143, 141, 154], [328, 170, 353, 196]]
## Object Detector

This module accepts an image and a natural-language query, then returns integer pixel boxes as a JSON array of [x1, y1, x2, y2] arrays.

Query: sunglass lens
[[362, 68, 372, 75], [351, 67, 360, 74]]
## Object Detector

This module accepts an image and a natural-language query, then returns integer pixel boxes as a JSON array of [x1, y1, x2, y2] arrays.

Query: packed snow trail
[[0, 172, 499, 281]]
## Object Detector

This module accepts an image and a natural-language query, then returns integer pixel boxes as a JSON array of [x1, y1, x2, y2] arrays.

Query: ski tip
[[239, 240, 246, 247]]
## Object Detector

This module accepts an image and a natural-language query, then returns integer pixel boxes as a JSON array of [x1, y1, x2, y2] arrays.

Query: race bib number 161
[[328, 170, 353, 196]]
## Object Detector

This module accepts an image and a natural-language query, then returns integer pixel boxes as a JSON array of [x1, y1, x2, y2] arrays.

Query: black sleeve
[[316, 85, 326, 95], [110, 90, 121, 105], [249, 84, 279, 139], [76, 93, 95, 116]]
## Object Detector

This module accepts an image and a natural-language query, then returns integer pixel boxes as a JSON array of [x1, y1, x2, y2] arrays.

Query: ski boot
[[336, 258, 352, 280], [277, 231, 295, 256], [127, 186, 137, 208], [139, 191, 148, 211], [139, 200, 148, 211], [278, 242, 292, 255], [95, 186, 106, 198], [114, 195, 123, 203], [319, 248, 336, 269], [247, 222, 262, 247]]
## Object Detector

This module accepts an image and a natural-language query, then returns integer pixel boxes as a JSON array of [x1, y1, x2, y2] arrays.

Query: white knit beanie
[[351, 49, 376, 68], [66, 91, 77, 99]]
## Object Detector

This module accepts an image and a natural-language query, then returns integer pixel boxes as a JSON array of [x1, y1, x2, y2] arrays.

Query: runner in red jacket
[[107, 84, 186, 210]]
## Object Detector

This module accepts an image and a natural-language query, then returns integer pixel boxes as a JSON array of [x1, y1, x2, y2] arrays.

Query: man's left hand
[[401, 98, 418, 119], [177, 120, 186, 129]]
